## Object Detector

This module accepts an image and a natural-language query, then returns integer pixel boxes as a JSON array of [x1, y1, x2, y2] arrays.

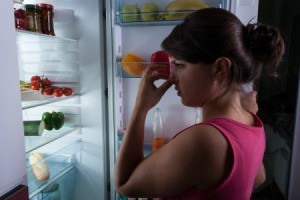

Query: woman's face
[[171, 59, 215, 107]]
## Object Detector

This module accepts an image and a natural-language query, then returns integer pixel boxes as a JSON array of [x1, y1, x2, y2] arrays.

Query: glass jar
[[37, 3, 55, 36], [13, 1, 28, 30], [25, 4, 42, 33]]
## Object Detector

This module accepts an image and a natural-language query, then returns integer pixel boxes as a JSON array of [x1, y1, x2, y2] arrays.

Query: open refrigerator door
[[12, 0, 108, 199], [105, 0, 259, 199]]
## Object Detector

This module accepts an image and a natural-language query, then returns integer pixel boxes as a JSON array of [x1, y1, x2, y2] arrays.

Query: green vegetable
[[52, 111, 64, 130], [42, 112, 53, 130], [42, 111, 65, 131], [23, 120, 44, 136]]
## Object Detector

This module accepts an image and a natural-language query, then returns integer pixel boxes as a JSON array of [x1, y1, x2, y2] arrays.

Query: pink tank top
[[159, 115, 265, 200]]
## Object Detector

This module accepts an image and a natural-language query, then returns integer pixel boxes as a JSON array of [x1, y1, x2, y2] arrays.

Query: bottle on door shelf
[[152, 108, 165, 151]]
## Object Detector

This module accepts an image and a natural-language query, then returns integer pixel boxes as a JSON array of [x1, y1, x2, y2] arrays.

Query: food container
[[37, 3, 55, 36], [14, 0, 28, 30], [25, 4, 42, 33]]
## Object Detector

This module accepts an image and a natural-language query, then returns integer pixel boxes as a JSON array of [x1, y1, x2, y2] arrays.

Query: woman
[[114, 8, 284, 200]]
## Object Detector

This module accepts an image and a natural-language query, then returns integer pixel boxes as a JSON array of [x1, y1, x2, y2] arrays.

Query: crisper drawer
[[30, 167, 76, 200], [26, 139, 81, 198]]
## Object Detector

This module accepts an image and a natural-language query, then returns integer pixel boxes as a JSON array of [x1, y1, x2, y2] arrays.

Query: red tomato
[[31, 75, 41, 83], [150, 50, 171, 76], [53, 88, 64, 97], [41, 78, 51, 88], [63, 88, 73, 96], [30, 81, 40, 90], [42, 87, 54, 95]]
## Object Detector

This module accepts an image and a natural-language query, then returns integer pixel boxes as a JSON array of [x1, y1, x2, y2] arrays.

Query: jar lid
[[37, 3, 53, 10], [25, 4, 42, 12]]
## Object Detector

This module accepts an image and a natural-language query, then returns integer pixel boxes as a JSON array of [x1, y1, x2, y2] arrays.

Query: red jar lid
[[37, 3, 53, 10]]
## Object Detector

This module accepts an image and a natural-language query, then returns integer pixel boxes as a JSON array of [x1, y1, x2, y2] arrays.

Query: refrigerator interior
[[106, 0, 259, 199], [17, 0, 107, 199]]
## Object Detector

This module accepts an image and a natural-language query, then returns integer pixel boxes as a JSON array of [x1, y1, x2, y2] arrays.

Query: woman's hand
[[134, 65, 174, 112]]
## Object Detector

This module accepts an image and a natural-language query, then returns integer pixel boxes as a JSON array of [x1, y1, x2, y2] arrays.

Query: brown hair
[[161, 8, 285, 86]]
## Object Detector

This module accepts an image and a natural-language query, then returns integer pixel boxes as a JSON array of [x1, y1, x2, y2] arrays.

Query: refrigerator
[[3, 0, 298, 200]]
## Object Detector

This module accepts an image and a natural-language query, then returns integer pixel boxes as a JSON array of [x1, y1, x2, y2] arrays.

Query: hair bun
[[245, 23, 284, 74]]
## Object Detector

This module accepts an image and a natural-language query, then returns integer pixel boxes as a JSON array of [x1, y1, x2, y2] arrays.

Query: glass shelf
[[116, 62, 147, 78], [116, 61, 171, 78], [115, 0, 230, 26], [27, 139, 81, 198], [22, 94, 80, 110], [116, 10, 192, 26], [25, 124, 79, 153], [16, 30, 76, 44]]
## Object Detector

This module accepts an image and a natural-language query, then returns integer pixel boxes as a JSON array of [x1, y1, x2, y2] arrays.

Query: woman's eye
[[172, 63, 184, 68]]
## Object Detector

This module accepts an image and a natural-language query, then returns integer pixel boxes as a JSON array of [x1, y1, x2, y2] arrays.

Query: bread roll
[[29, 153, 50, 181]]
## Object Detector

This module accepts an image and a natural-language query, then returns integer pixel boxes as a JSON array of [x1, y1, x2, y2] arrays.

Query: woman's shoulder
[[170, 123, 232, 189], [173, 123, 229, 156]]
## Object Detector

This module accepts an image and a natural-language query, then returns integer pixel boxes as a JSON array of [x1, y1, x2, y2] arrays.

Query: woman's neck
[[201, 90, 248, 122]]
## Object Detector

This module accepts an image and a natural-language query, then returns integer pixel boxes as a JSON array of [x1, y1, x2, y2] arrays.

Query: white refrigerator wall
[[0, 0, 27, 196], [52, 0, 108, 199]]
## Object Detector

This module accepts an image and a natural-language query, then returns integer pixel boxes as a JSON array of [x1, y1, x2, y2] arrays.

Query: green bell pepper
[[52, 111, 64, 130], [42, 111, 65, 131]]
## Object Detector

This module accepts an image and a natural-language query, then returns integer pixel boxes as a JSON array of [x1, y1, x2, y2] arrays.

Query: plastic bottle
[[152, 108, 165, 151]]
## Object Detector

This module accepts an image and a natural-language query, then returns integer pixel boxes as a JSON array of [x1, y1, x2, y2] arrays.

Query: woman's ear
[[212, 57, 231, 79]]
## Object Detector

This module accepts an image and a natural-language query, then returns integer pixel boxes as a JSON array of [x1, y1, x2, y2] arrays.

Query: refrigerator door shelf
[[26, 139, 81, 197], [25, 125, 80, 154], [116, 10, 192, 26], [117, 62, 148, 78], [115, 0, 230, 26], [116, 62, 170, 78]]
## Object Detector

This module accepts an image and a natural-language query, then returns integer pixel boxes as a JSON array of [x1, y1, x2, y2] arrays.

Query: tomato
[[41, 78, 51, 88], [63, 88, 73, 96], [31, 75, 41, 83], [53, 88, 64, 97], [42, 87, 54, 95], [30, 80, 40, 90]]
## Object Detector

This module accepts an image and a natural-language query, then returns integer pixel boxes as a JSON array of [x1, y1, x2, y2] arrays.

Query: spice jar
[[14, 1, 28, 30], [25, 4, 42, 33], [37, 3, 55, 36]]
